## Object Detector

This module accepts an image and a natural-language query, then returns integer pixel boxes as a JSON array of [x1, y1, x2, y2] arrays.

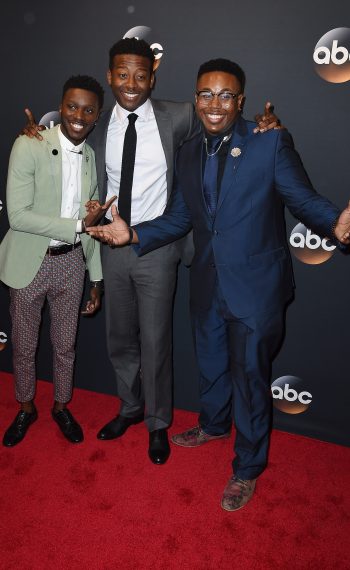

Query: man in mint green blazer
[[0, 75, 105, 447]]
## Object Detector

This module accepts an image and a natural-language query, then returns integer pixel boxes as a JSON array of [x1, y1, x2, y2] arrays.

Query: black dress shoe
[[3, 408, 38, 447], [148, 429, 170, 465], [97, 413, 144, 440], [52, 408, 84, 443]]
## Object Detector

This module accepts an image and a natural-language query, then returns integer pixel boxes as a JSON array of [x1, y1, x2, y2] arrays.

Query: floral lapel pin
[[231, 147, 241, 158]]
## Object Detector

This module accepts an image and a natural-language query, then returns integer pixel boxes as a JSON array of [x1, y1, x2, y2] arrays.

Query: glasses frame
[[195, 90, 241, 105]]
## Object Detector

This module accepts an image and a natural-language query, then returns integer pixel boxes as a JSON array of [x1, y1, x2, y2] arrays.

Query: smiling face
[[59, 88, 100, 145], [107, 53, 154, 112], [195, 71, 244, 135]]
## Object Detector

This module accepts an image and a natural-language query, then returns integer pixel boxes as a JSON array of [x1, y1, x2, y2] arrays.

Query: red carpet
[[0, 372, 349, 570]]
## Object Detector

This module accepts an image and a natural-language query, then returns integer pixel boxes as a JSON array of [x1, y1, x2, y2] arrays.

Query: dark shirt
[[202, 126, 234, 199]]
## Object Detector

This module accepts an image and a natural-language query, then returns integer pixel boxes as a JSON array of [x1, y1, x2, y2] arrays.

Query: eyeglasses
[[196, 90, 240, 105]]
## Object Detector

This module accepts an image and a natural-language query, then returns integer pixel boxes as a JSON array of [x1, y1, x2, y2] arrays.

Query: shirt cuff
[[76, 220, 83, 234]]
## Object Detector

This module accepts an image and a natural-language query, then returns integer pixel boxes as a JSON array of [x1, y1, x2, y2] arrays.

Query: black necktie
[[118, 113, 138, 225], [203, 137, 221, 217]]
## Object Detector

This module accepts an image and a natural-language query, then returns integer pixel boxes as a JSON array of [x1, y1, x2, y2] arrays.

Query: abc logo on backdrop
[[123, 26, 164, 70], [313, 27, 350, 83], [0, 331, 8, 352], [289, 223, 336, 264], [271, 376, 312, 414]]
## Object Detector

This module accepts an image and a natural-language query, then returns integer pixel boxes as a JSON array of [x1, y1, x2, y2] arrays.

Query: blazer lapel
[[45, 126, 62, 209], [151, 100, 174, 198], [217, 115, 252, 211], [79, 144, 92, 216], [91, 108, 113, 201]]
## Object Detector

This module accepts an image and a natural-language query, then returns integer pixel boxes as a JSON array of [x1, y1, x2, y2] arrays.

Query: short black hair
[[109, 37, 155, 71], [62, 75, 104, 109], [197, 59, 246, 92]]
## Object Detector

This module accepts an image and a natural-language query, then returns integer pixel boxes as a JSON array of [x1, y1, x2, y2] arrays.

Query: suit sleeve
[[274, 129, 340, 239], [135, 171, 193, 256], [6, 136, 78, 244]]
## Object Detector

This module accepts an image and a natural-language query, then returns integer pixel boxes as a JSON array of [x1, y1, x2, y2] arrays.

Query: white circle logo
[[271, 376, 312, 414], [313, 28, 350, 83], [123, 26, 164, 69], [289, 223, 336, 265], [39, 111, 60, 129], [0, 331, 8, 351]]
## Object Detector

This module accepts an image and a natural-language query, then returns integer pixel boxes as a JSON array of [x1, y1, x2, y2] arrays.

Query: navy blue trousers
[[191, 284, 285, 480]]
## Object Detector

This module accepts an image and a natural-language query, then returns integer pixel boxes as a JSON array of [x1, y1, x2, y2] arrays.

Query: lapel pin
[[231, 147, 241, 158]]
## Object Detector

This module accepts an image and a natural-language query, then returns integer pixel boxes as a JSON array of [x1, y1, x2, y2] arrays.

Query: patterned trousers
[[10, 246, 86, 403]]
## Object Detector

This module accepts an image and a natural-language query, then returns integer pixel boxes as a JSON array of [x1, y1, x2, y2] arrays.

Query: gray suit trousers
[[102, 242, 180, 431]]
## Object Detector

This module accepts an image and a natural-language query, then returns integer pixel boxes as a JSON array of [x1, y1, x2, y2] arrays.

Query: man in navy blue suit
[[88, 59, 350, 511]]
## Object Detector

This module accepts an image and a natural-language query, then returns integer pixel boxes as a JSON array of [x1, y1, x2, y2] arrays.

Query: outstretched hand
[[334, 201, 350, 244], [253, 102, 282, 134], [20, 108, 45, 140], [86, 205, 137, 246], [83, 195, 117, 228]]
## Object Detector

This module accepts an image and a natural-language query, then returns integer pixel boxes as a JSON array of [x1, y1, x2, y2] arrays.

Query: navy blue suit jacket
[[136, 116, 340, 318]]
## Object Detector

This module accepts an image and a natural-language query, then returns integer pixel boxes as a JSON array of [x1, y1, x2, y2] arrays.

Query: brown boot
[[221, 476, 256, 511]]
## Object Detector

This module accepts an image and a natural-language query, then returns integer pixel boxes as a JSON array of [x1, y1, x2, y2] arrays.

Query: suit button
[[213, 230, 219, 236], [210, 263, 216, 268]]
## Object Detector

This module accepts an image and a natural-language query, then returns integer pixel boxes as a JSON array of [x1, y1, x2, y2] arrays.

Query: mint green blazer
[[0, 126, 102, 288]]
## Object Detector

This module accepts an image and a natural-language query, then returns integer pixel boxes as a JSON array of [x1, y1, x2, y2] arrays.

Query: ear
[[153, 59, 161, 72], [150, 72, 155, 88], [238, 93, 245, 112], [107, 69, 112, 86]]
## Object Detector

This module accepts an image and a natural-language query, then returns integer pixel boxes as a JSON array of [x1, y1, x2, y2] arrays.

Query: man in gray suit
[[87, 38, 198, 465]]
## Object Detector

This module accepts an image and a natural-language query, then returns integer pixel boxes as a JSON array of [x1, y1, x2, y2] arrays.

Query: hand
[[81, 285, 101, 316], [85, 200, 101, 213], [83, 195, 117, 228], [253, 102, 282, 134], [87, 205, 136, 246], [333, 201, 350, 244], [20, 108, 45, 140]]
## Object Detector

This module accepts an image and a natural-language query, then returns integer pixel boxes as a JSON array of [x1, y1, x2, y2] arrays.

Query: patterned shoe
[[221, 476, 256, 511], [171, 426, 231, 447]]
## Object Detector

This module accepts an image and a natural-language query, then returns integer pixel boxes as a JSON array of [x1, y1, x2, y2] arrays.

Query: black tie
[[118, 113, 138, 225]]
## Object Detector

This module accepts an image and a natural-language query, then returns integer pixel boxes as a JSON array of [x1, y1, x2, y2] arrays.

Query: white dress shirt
[[50, 126, 84, 246], [105, 99, 167, 225]]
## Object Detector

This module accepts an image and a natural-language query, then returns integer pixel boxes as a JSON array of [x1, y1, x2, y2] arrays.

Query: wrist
[[126, 226, 134, 245], [91, 280, 103, 292]]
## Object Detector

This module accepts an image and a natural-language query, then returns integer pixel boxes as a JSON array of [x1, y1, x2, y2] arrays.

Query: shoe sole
[[2, 414, 38, 447], [221, 500, 248, 512], [171, 433, 231, 448]]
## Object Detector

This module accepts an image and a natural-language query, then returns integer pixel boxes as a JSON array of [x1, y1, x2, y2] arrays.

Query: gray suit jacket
[[87, 99, 198, 263]]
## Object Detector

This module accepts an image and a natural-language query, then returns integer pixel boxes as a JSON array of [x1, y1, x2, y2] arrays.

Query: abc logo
[[124, 26, 164, 70], [39, 111, 60, 129], [289, 223, 336, 265], [313, 27, 350, 83], [0, 331, 8, 352], [271, 376, 312, 414]]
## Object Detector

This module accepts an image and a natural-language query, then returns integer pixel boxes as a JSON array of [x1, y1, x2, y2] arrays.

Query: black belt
[[46, 242, 82, 256]]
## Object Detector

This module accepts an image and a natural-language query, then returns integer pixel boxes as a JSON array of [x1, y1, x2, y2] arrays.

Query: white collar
[[58, 125, 85, 153], [114, 98, 153, 124]]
